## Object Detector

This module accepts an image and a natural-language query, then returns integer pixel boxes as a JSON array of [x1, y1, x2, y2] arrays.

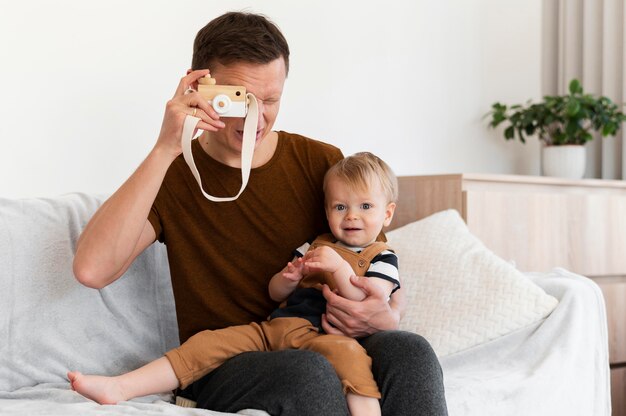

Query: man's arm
[[321, 276, 406, 338], [73, 69, 224, 289], [72, 150, 170, 288]]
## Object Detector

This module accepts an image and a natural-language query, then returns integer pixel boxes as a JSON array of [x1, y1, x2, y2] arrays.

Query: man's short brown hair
[[192, 12, 290, 74]]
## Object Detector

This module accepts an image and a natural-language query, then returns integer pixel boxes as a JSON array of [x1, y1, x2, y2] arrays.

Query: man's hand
[[156, 69, 226, 159], [321, 275, 401, 338]]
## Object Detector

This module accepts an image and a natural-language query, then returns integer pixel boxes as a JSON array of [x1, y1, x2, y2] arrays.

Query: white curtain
[[543, 0, 626, 179]]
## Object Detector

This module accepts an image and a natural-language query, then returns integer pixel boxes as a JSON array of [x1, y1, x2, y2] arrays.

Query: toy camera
[[197, 75, 248, 117]]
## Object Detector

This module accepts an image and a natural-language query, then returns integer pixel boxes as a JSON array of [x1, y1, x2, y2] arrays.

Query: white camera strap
[[181, 93, 258, 202]]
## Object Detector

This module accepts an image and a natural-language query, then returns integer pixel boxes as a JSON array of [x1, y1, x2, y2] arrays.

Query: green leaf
[[602, 122, 616, 136], [504, 126, 515, 139], [569, 79, 582, 95], [524, 125, 535, 135], [566, 120, 579, 136], [566, 100, 581, 117], [490, 113, 505, 127]]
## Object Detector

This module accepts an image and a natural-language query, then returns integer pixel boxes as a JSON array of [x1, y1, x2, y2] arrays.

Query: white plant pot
[[541, 145, 586, 179]]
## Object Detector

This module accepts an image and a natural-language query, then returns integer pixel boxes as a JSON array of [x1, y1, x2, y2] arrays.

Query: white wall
[[0, 0, 542, 198]]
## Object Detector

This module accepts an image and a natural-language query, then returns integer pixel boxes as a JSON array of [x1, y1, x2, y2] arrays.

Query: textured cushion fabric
[[0, 194, 179, 392], [386, 210, 558, 357]]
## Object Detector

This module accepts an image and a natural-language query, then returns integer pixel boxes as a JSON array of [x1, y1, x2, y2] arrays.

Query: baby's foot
[[67, 371, 126, 405]]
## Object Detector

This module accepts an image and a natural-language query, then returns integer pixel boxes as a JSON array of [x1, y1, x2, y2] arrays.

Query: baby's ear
[[383, 202, 396, 226]]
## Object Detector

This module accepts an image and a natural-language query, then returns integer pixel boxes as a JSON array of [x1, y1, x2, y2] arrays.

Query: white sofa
[[0, 193, 611, 415]]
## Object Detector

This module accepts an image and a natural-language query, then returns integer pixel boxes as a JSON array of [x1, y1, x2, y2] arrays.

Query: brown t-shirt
[[148, 131, 343, 343]]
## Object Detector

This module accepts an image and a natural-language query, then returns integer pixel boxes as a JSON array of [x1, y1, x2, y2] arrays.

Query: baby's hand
[[283, 258, 305, 282], [303, 246, 344, 273]]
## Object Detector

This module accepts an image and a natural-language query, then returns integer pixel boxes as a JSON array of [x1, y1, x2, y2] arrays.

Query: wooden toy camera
[[197, 75, 248, 118]]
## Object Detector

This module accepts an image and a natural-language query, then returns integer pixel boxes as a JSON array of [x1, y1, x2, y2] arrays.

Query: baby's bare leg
[[68, 356, 179, 405], [346, 393, 381, 416]]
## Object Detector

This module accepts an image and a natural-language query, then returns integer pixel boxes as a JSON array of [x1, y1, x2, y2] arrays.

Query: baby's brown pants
[[165, 317, 381, 399]]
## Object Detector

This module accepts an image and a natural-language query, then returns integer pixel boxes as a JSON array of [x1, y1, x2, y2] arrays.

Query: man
[[73, 11, 447, 416]]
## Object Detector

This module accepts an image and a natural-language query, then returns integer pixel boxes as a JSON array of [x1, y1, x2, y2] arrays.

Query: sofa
[[0, 192, 611, 415]]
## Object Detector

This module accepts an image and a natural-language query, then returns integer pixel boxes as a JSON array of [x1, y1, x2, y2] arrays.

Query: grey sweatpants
[[181, 330, 448, 416]]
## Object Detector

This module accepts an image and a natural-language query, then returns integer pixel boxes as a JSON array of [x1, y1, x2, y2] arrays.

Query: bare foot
[[67, 371, 126, 405]]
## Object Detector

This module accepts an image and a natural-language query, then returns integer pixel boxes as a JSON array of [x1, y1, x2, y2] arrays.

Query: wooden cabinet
[[613, 366, 626, 416], [392, 173, 626, 413], [393, 173, 626, 276], [599, 277, 626, 415]]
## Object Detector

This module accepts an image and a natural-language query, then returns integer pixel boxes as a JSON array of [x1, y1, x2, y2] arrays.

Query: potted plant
[[487, 79, 626, 179]]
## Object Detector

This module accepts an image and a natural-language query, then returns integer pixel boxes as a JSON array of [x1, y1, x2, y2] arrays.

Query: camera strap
[[180, 93, 258, 202]]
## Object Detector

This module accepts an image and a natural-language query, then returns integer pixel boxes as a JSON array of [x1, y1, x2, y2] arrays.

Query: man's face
[[204, 58, 286, 165]]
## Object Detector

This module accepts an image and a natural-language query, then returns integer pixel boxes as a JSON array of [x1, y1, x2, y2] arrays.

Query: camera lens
[[212, 94, 232, 114], [236, 91, 241, 96]]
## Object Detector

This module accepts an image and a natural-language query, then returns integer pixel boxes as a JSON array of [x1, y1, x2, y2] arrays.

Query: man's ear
[[383, 202, 396, 227]]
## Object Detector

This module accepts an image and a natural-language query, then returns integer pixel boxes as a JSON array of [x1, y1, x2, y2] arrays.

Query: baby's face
[[324, 176, 395, 247]]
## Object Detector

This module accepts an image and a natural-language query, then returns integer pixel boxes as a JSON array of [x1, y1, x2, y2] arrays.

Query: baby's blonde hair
[[323, 152, 398, 203]]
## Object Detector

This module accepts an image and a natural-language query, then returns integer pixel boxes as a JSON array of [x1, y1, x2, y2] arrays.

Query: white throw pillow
[[386, 209, 558, 357]]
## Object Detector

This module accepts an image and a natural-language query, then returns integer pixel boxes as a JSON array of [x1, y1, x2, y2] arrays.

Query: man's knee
[[360, 330, 443, 380], [361, 330, 436, 358], [269, 349, 343, 388], [360, 331, 448, 415], [256, 350, 349, 415], [194, 350, 349, 416]]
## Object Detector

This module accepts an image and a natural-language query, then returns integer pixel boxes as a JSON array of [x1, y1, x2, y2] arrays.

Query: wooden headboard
[[387, 175, 465, 231]]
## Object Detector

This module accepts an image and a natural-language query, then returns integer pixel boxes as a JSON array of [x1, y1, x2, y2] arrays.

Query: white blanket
[[0, 194, 610, 415], [441, 268, 610, 416], [0, 194, 179, 391]]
